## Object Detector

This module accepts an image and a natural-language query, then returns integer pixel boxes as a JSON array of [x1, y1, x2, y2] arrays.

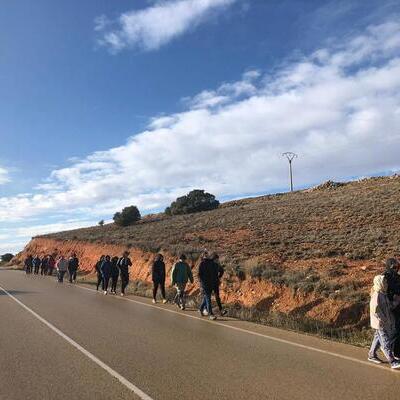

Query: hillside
[[15, 175, 400, 342]]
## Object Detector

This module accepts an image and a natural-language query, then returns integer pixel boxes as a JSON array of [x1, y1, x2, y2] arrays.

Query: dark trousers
[[58, 270, 66, 283], [40, 266, 47, 276], [103, 275, 110, 291], [213, 285, 223, 311], [111, 274, 119, 292], [25, 266, 32, 274], [96, 273, 103, 290], [153, 280, 166, 300], [34, 265, 40, 274], [200, 287, 213, 315], [48, 267, 54, 276], [68, 267, 77, 283], [121, 273, 129, 294]]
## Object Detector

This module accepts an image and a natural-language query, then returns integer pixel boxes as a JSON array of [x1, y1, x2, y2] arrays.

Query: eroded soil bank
[[14, 237, 382, 331]]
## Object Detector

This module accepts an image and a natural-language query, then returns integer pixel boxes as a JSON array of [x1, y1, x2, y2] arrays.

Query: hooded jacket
[[152, 260, 166, 283], [370, 275, 397, 335], [56, 258, 68, 272]]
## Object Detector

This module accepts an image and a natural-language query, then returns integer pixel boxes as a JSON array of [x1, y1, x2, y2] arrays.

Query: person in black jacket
[[40, 255, 48, 276], [68, 253, 79, 283], [211, 253, 227, 316], [100, 255, 112, 295], [95, 255, 105, 291], [117, 251, 132, 296], [110, 256, 119, 294], [151, 254, 167, 304], [24, 255, 33, 275], [198, 252, 218, 320]]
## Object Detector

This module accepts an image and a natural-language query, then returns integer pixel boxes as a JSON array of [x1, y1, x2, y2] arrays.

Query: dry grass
[[41, 176, 400, 265]]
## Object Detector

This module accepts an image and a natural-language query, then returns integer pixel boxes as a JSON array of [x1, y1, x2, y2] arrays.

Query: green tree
[[1, 253, 14, 262], [113, 206, 141, 226], [165, 190, 219, 216]]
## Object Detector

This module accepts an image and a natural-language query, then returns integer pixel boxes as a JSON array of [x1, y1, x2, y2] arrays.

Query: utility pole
[[282, 152, 297, 192]]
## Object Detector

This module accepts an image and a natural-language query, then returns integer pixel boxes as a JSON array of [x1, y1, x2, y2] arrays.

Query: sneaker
[[181, 305, 185, 310], [199, 309, 205, 317], [220, 309, 227, 316], [121, 293, 124, 297], [152, 299, 156, 304], [391, 361, 400, 369], [103, 291, 107, 295], [162, 299, 167, 304], [209, 315, 217, 320], [368, 356, 383, 364]]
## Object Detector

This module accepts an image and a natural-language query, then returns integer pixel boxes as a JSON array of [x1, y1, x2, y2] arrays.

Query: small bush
[[1, 253, 14, 262], [98, 220, 104, 226], [113, 206, 141, 227], [165, 189, 219, 216]]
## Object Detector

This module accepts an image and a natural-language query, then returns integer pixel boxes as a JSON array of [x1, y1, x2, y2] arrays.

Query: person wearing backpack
[[117, 252, 132, 296], [68, 253, 79, 283], [368, 274, 400, 369], [110, 256, 120, 294], [151, 254, 167, 304], [171, 254, 193, 310], [211, 253, 227, 316], [100, 255, 112, 295], [95, 255, 105, 291]]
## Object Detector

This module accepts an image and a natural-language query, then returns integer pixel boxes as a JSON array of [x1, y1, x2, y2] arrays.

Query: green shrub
[[113, 206, 141, 227], [1, 253, 14, 262], [165, 189, 219, 215]]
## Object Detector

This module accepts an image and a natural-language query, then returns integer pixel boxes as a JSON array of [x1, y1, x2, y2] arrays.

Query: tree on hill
[[1, 253, 14, 262], [98, 219, 105, 226], [165, 190, 220, 216], [113, 206, 141, 226]]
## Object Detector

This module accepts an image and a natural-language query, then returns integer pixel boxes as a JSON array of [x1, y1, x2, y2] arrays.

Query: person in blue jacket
[[100, 255, 112, 295]]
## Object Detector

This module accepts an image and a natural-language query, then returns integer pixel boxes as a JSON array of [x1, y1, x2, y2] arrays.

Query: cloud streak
[[0, 167, 9, 185], [96, 0, 237, 52], [1, 20, 400, 233]]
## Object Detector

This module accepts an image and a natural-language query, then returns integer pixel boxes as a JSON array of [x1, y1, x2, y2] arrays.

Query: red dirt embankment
[[15, 237, 381, 329]]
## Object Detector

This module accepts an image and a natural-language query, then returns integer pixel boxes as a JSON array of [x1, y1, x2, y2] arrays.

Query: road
[[0, 268, 399, 400]]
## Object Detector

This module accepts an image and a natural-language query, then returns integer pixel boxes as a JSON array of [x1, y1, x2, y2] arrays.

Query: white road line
[[0, 284, 154, 400], [75, 283, 395, 373]]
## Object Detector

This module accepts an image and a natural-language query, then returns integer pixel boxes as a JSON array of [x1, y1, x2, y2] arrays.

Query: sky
[[1, 0, 400, 254]]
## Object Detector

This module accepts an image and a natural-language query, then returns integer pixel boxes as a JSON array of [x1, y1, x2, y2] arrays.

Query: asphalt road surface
[[1, 268, 400, 400]]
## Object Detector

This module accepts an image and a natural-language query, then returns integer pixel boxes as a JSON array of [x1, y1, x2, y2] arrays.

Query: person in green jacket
[[171, 254, 193, 310]]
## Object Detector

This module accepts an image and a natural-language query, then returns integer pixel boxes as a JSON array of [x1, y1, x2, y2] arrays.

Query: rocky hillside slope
[[15, 176, 400, 333]]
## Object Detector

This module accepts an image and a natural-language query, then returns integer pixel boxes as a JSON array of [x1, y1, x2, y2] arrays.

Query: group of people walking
[[369, 258, 400, 369], [24, 253, 79, 283], [24, 250, 226, 319]]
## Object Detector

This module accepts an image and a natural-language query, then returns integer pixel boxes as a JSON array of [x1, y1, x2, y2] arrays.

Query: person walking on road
[[32, 255, 41, 275], [110, 256, 120, 294], [40, 255, 48, 276], [117, 251, 132, 297], [56, 256, 68, 283], [198, 252, 218, 320], [24, 255, 33, 275], [68, 253, 79, 283], [171, 254, 193, 310], [95, 255, 105, 291], [211, 253, 227, 316], [47, 255, 56, 276], [368, 274, 400, 369], [151, 254, 167, 304], [101, 255, 112, 295]]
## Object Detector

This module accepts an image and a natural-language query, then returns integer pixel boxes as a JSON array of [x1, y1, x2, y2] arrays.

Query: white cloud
[[0, 167, 9, 185], [96, 0, 237, 52], [0, 20, 400, 226]]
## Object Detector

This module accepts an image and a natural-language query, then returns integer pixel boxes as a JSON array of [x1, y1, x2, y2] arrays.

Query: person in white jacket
[[368, 274, 400, 368]]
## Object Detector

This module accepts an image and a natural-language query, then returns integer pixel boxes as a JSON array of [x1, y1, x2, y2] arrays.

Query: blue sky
[[1, 0, 400, 254]]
